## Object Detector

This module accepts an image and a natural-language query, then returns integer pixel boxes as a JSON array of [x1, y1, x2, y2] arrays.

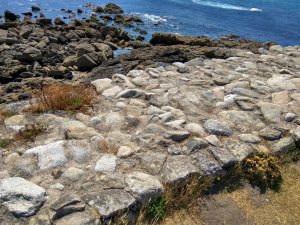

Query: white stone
[[95, 154, 117, 172], [117, 146, 133, 158], [25, 141, 67, 170], [91, 78, 113, 93], [102, 86, 122, 98], [4, 115, 27, 132]]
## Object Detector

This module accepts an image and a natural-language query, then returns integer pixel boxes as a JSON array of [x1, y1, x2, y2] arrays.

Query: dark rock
[[14, 46, 43, 62], [167, 130, 190, 142], [77, 54, 97, 68], [22, 12, 33, 17], [94, 6, 104, 13], [31, 5, 41, 12], [77, 9, 83, 14], [54, 17, 65, 25], [4, 10, 18, 21], [104, 3, 124, 14], [36, 17, 52, 26], [50, 195, 85, 220]]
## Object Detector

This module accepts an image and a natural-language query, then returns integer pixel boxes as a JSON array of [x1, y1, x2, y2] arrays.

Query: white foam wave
[[192, 0, 262, 12], [143, 14, 167, 23]]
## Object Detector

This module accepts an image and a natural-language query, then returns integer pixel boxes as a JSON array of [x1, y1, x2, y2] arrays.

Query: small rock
[[117, 146, 133, 158], [95, 154, 117, 172], [205, 135, 222, 147], [116, 89, 144, 98], [185, 123, 206, 137], [102, 86, 122, 98], [285, 113, 296, 122], [91, 78, 113, 93], [167, 130, 190, 142], [203, 119, 232, 136], [61, 167, 85, 182], [238, 134, 261, 144]]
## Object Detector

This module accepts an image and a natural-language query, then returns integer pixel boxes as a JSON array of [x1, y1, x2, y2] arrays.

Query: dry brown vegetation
[[29, 83, 96, 113], [230, 163, 300, 225]]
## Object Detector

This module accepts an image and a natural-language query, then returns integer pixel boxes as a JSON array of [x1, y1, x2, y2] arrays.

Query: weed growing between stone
[[242, 152, 283, 191], [0, 139, 10, 148], [29, 83, 96, 113], [15, 123, 46, 142], [145, 197, 167, 221], [136, 175, 213, 224]]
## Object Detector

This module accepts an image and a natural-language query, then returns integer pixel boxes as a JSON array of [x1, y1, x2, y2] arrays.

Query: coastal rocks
[[0, 177, 47, 217], [104, 3, 124, 14], [203, 119, 232, 136], [4, 10, 18, 21]]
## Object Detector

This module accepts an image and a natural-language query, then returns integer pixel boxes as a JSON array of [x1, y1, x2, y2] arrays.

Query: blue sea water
[[0, 0, 299, 46]]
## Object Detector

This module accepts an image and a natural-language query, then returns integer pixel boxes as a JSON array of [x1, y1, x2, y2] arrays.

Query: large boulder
[[0, 177, 47, 217], [4, 10, 18, 21], [104, 3, 124, 14]]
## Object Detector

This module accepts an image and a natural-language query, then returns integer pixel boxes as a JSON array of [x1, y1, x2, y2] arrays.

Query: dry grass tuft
[[29, 83, 96, 113]]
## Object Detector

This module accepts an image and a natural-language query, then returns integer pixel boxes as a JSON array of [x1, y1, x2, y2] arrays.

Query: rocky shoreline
[[0, 3, 274, 103], [0, 3, 300, 225]]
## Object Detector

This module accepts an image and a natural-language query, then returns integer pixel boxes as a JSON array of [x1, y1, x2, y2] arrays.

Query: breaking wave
[[192, 0, 262, 11]]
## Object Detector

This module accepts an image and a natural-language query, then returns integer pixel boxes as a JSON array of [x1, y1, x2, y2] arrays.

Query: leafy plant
[[146, 197, 167, 220], [242, 152, 282, 190], [0, 139, 10, 148]]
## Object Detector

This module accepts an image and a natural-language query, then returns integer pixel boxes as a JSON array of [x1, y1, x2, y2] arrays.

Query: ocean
[[0, 0, 299, 46]]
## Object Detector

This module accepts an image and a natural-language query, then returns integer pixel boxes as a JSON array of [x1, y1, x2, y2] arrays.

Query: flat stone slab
[[0, 177, 47, 217], [83, 189, 136, 219], [161, 155, 199, 183], [195, 151, 224, 176], [125, 171, 163, 204]]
